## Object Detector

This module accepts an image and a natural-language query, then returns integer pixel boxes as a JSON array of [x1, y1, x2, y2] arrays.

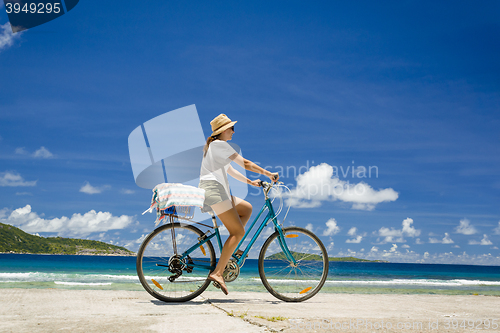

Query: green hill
[[265, 251, 387, 262], [0, 222, 134, 256]]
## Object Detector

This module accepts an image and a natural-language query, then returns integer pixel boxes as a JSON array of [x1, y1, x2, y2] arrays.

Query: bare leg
[[232, 196, 252, 256], [208, 200, 245, 294], [233, 196, 252, 227]]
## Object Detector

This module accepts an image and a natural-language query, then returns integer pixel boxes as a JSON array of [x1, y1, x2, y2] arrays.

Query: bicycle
[[136, 181, 329, 302]]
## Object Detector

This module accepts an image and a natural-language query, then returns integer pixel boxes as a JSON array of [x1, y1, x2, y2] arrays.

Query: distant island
[[266, 251, 388, 263], [0, 222, 134, 256]]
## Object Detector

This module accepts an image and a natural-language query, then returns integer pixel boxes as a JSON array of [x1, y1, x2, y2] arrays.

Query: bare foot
[[208, 274, 228, 295]]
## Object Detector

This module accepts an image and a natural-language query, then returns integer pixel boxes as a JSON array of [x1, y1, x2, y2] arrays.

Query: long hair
[[203, 135, 218, 157]]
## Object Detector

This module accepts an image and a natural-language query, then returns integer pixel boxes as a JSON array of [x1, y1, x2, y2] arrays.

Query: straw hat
[[210, 114, 237, 137]]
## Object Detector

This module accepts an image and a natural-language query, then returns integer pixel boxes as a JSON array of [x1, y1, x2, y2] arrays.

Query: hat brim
[[211, 120, 237, 136]]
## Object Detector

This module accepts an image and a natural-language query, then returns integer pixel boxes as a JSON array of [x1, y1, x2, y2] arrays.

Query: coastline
[[2, 254, 500, 296], [2, 289, 499, 332]]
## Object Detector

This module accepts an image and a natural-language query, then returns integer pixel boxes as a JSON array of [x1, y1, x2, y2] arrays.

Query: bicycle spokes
[[259, 227, 329, 302], [137, 223, 216, 302]]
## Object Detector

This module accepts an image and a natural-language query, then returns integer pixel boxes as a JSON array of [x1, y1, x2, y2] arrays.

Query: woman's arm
[[229, 153, 279, 182], [226, 165, 260, 186]]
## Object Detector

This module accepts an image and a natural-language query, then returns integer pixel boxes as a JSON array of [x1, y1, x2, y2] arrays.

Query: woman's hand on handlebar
[[249, 179, 262, 187], [269, 172, 279, 183]]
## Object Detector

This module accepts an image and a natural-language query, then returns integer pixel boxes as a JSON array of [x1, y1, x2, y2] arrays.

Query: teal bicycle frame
[[178, 188, 297, 272]]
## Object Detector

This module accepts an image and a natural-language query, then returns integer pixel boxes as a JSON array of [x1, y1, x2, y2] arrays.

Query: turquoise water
[[1, 254, 500, 295]]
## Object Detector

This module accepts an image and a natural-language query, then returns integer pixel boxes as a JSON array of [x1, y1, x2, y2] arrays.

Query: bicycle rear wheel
[[136, 222, 216, 302], [258, 227, 329, 302]]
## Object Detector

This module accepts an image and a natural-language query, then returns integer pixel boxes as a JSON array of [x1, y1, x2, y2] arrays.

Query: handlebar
[[258, 173, 278, 188], [257, 180, 291, 225], [258, 180, 284, 199], [258, 180, 271, 188]]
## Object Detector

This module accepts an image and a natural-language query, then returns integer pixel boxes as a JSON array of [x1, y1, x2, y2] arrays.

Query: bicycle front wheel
[[136, 223, 216, 302], [258, 227, 329, 302]]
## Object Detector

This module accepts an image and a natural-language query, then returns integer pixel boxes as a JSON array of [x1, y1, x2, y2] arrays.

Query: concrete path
[[1, 289, 499, 332]]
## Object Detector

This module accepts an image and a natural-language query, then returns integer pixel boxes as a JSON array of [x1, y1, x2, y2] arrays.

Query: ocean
[[1, 253, 500, 295]]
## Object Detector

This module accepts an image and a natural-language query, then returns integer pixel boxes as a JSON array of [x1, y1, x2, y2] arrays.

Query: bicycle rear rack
[[157, 206, 214, 230], [160, 206, 195, 220]]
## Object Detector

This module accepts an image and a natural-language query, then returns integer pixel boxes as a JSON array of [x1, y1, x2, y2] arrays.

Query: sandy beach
[[1, 289, 499, 332]]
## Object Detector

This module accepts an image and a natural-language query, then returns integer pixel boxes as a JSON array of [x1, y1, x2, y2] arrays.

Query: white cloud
[[0, 171, 37, 187], [123, 234, 147, 251], [370, 246, 378, 252], [401, 218, 420, 237], [33, 146, 53, 158], [0, 22, 22, 53], [377, 218, 421, 243], [322, 218, 340, 236], [122, 189, 135, 195], [79, 181, 110, 194], [346, 235, 363, 243], [15, 192, 33, 196], [15, 146, 54, 158], [359, 250, 500, 266], [1, 205, 134, 237], [218, 225, 229, 236], [377, 228, 404, 243], [15, 147, 29, 155], [260, 226, 274, 238], [469, 234, 493, 246], [429, 232, 454, 244], [358, 245, 500, 266], [346, 226, 364, 243], [455, 218, 478, 235], [136, 234, 147, 244], [493, 221, 500, 235], [0, 208, 8, 219], [336, 249, 360, 257], [285, 163, 398, 210], [442, 233, 454, 244], [305, 223, 314, 232], [390, 244, 398, 252]]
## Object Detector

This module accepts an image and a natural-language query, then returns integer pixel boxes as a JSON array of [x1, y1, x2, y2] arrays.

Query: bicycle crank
[[222, 258, 240, 283]]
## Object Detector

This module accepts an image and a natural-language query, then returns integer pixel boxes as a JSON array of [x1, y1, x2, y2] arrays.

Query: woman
[[199, 114, 279, 295]]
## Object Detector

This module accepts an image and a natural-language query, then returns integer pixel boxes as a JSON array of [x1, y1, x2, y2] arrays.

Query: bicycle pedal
[[212, 281, 221, 289]]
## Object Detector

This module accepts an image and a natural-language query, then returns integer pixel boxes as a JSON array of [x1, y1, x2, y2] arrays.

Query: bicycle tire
[[136, 222, 216, 302], [258, 227, 329, 302]]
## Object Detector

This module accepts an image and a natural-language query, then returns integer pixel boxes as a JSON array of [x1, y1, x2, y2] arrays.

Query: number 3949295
[[5, 2, 61, 14]]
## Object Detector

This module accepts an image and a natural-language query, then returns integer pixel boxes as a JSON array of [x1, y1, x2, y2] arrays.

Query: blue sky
[[1, 1, 499, 265]]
